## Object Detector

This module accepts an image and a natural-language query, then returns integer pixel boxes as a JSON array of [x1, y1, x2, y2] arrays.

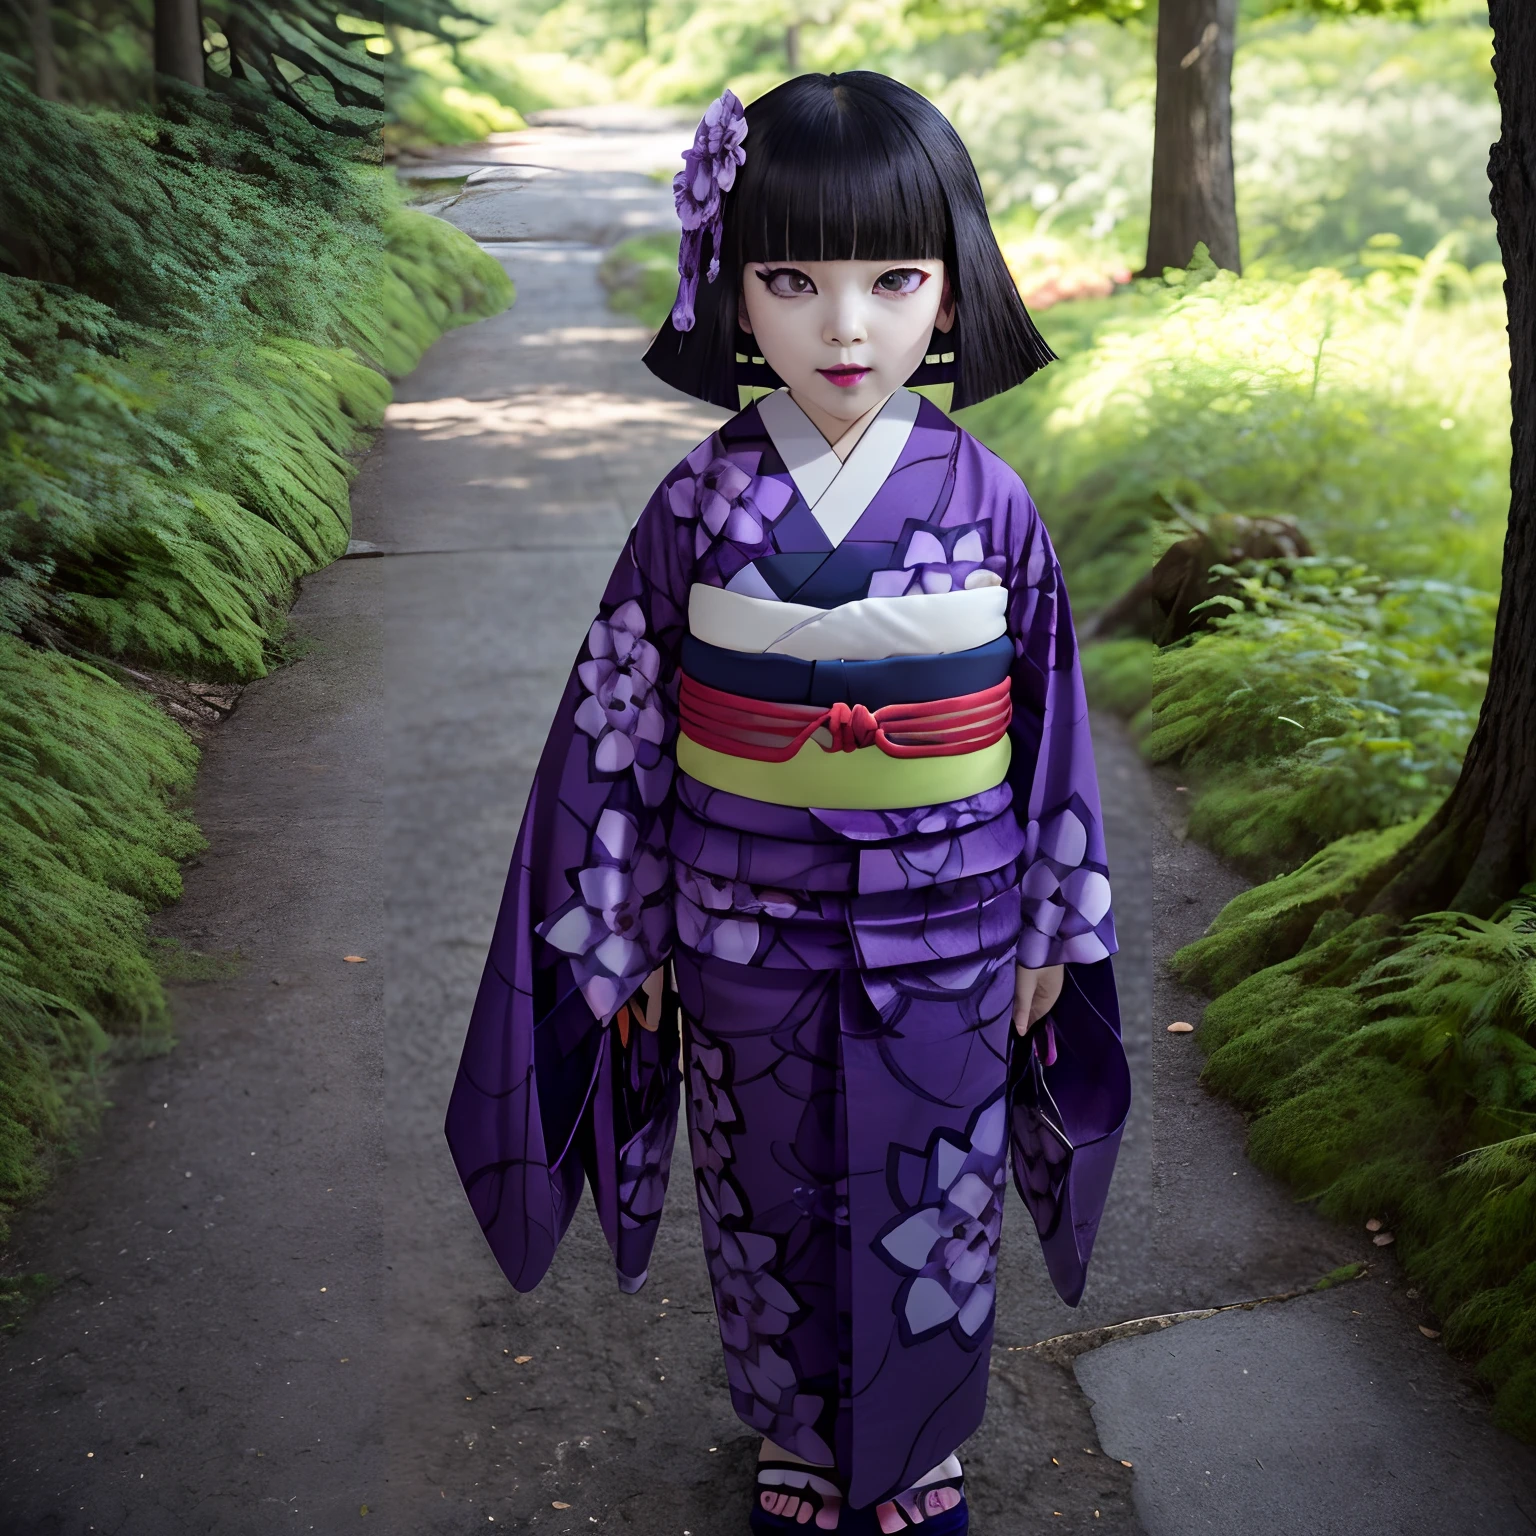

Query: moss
[[1445, 1260, 1536, 1440], [1173, 823, 1421, 996], [0, 1272, 56, 1331], [1313, 1262, 1366, 1289], [1187, 900, 1536, 1438]]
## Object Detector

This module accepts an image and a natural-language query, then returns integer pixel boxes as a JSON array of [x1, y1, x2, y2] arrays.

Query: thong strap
[[751, 1460, 842, 1534], [679, 673, 1012, 763]]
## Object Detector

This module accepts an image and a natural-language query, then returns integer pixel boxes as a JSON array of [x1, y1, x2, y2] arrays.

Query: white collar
[[756, 387, 922, 547]]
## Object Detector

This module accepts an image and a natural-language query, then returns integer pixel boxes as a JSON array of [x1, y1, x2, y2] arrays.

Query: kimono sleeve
[[1005, 495, 1119, 971], [443, 469, 694, 1297], [1001, 480, 1130, 1306]]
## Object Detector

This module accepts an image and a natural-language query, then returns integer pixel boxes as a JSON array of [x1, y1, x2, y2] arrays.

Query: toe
[[927, 1488, 959, 1515], [877, 1501, 907, 1533], [797, 1499, 813, 1525], [816, 1499, 841, 1531]]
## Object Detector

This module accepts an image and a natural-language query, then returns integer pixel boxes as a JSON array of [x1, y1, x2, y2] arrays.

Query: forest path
[[0, 107, 1531, 1536]]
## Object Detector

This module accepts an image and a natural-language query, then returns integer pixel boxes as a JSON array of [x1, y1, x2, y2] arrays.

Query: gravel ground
[[2, 112, 1531, 1536]]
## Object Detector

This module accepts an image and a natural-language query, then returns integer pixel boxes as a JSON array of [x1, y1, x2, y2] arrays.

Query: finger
[[640, 966, 664, 1032], [1012, 975, 1035, 1035]]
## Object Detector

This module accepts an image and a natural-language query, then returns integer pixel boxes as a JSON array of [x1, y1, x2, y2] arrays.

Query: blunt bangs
[[643, 72, 1054, 412], [727, 80, 951, 266]]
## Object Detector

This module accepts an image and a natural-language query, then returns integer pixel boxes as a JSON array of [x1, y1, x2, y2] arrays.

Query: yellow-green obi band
[[677, 733, 1012, 811]]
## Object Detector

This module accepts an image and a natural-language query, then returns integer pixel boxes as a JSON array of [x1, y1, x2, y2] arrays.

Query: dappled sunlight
[[384, 389, 717, 457], [519, 324, 653, 348]]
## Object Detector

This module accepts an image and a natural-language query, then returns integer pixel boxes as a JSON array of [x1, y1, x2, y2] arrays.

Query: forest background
[[4, 0, 1532, 1451]]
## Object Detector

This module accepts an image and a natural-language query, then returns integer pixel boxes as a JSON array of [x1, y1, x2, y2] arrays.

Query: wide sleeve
[[1005, 494, 1119, 971], [443, 466, 695, 1297], [1001, 481, 1131, 1307]]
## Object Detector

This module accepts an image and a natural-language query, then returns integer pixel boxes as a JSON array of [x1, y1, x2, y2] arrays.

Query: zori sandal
[[752, 1459, 845, 1531], [873, 1455, 967, 1534]]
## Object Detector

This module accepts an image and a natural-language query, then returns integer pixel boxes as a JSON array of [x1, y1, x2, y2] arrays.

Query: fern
[[1188, 897, 1536, 1438], [0, 75, 512, 1239]]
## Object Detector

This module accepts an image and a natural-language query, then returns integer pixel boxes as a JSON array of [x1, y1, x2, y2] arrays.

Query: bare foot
[[759, 1439, 843, 1530], [876, 1454, 963, 1531]]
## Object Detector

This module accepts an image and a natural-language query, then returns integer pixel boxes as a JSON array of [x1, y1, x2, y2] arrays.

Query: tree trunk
[[1144, 0, 1241, 275], [786, 22, 801, 72], [1363, 0, 1536, 920], [29, 0, 59, 100], [154, 0, 204, 87]]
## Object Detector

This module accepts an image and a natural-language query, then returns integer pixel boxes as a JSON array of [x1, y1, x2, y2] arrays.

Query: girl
[[445, 72, 1130, 1535]]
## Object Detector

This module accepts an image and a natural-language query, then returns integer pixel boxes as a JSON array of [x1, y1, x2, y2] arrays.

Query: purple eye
[[875, 268, 927, 295], [757, 267, 816, 297]]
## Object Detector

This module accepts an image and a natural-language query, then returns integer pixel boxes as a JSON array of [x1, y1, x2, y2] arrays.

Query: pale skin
[[639, 256, 1065, 1530]]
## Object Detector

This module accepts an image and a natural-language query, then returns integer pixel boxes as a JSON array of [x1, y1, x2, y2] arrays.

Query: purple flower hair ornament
[[670, 89, 748, 332]]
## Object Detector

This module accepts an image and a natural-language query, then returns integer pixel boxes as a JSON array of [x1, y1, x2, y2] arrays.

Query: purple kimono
[[445, 389, 1130, 1509]]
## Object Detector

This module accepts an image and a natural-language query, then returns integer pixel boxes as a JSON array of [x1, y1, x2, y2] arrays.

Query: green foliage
[[1234, 10, 1499, 273], [1191, 900, 1536, 1438], [0, 77, 512, 1239], [963, 253, 1509, 609], [1313, 1260, 1367, 1288], [1174, 827, 1418, 993], [1, 79, 512, 676], [0, 635, 198, 1238], [1148, 561, 1494, 874], [3, 0, 487, 129], [599, 231, 684, 329], [0, 1271, 56, 1331], [386, 65, 528, 149], [2, 74, 391, 345], [936, 8, 1496, 276], [912, 0, 1149, 57], [1080, 636, 1154, 719], [962, 244, 1505, 887]]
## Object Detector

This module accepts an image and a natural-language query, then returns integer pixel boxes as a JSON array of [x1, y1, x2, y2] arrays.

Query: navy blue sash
[[680, 634, 1013, 712]]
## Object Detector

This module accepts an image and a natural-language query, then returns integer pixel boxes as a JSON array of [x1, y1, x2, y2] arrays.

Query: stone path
[[2, 107, 1533, 1536]]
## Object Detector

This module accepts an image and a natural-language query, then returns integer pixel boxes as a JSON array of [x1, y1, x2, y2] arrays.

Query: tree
[[26, 0, 59, 99], [1353, 0, 1535, 920], [1145, 0, 1238, 272], [154, 0, 204, 87], [954, 0, 1427, 274], [195, 0, 477, 132]]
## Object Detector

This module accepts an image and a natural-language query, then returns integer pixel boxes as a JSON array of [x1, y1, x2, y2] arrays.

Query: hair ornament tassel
[[670, 89, 748, 332]]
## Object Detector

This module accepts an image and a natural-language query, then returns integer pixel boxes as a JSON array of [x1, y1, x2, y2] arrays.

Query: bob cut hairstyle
[[643, 71, 1054, 412]]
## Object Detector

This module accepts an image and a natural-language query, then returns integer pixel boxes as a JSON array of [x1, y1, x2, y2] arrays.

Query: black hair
[[642, 71, 1054, 411]]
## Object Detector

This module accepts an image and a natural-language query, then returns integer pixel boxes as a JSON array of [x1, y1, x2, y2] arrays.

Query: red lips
[[818, 366, 871, 389]]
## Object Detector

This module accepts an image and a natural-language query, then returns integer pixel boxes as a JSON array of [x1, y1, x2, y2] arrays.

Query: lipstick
[[818, 365, 871, 389]]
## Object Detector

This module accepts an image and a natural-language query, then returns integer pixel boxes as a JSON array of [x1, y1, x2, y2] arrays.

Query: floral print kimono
[[445, 387, 1130, 1509]]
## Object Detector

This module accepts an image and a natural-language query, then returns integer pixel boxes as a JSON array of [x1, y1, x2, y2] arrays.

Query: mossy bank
[[0, 73, 512, 1249]]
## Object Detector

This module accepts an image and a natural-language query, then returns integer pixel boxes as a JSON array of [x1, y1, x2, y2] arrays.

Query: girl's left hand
[[1012, 963, 1065, 1036], [637, 966, 666, 1031]]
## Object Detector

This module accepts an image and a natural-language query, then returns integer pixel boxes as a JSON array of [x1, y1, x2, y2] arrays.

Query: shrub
[[0, 76, 512, 1240]]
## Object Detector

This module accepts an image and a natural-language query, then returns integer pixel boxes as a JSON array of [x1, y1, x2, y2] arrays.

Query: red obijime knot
[[679, 674, 1012, 763], [827, 701, 879, 752]]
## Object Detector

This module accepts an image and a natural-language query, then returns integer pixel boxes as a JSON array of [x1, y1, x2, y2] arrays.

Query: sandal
[[874, 1458, 967, 1534], [751, 1459, 844, 1532]]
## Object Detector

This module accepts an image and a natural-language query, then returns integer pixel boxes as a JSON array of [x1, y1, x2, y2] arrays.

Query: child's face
[[739, 257, 953, 429]]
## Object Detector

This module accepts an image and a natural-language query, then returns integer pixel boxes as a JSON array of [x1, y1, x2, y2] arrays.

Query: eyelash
[[755, 267, 816, 296], [753, 267, 930, 297]]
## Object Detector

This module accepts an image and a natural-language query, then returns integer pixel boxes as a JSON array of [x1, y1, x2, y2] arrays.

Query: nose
[[823, 289, 867, 350]]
